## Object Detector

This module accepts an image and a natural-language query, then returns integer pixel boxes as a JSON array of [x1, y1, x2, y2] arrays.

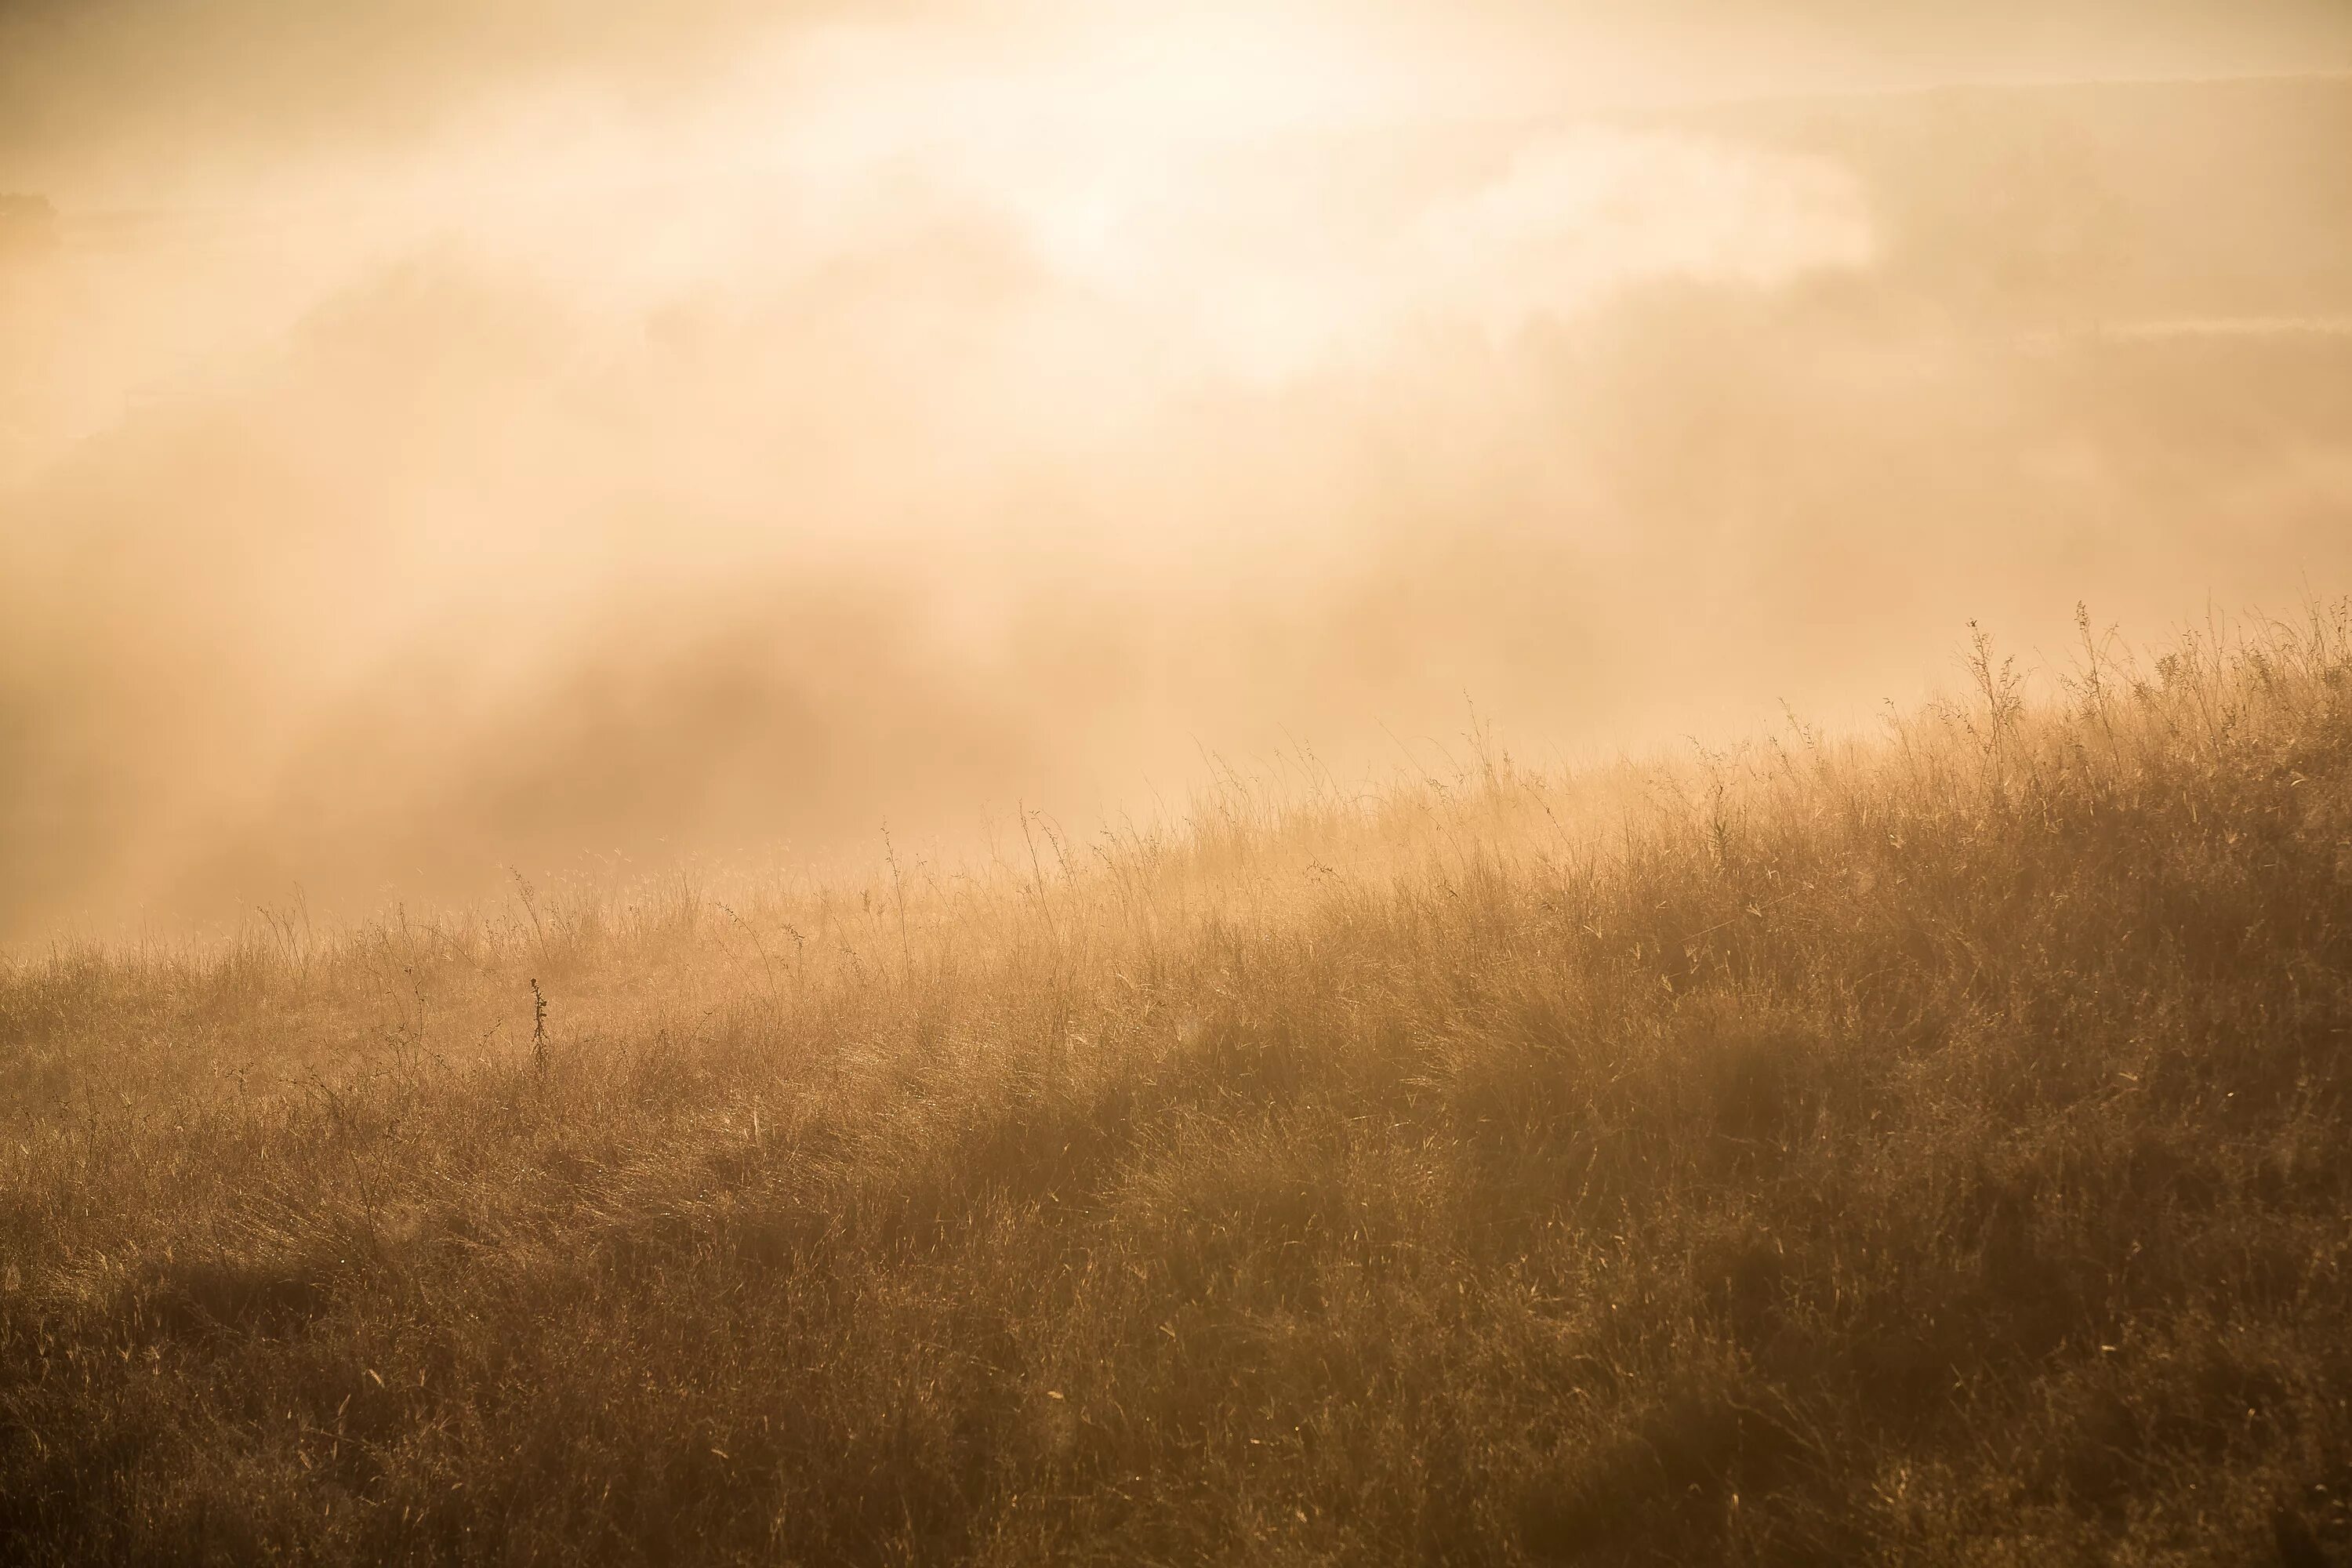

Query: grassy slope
[[5, 612, 2352, 1566]]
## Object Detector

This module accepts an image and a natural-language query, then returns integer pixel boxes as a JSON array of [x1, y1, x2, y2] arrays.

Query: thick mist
[[4, 3, 2351, 938]]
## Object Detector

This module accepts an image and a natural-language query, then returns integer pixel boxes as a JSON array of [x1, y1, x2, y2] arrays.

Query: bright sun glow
[[7, 6, 1879, 456], [485, 9, 1881, 381]]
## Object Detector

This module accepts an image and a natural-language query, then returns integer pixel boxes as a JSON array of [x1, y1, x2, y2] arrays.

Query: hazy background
[[4, 0, 2350, 938]]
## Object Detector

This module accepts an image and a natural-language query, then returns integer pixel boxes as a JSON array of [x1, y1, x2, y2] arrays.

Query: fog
[[4, 2, 2351, 937]]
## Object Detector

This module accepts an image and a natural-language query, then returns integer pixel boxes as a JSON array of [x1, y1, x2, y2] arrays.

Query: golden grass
[[5, 605, 2352, 1563]]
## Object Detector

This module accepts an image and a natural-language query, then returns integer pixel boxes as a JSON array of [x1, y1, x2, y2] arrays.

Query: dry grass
[[6, 605, 2352, 1564]]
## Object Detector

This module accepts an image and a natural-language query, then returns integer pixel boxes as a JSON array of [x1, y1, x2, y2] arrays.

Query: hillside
[[5, 609, 2352, 1564]]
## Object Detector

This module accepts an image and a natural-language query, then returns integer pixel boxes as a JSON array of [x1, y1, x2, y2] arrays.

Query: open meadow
[[9, 3, 2352, 1562], [6, 612, 2352, 1564]]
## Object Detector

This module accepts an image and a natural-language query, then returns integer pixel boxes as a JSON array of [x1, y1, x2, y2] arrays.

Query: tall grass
[[5, 605, 2352, 1564]]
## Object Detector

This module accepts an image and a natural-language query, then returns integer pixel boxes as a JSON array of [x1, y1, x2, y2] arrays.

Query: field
[[5, 609, 2352, 1566]]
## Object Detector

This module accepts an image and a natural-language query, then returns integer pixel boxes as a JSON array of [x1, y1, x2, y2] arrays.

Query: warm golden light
[[2, 2, 2349, 934], [9, 9, 2352, 1565]]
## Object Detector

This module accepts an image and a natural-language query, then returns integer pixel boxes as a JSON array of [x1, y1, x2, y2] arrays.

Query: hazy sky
[[3, 2, 2350, 937], [6, 0, 2351, 198]]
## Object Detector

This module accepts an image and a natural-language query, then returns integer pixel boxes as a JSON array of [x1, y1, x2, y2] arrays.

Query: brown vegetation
[[5, 608, 2352, 1563]]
